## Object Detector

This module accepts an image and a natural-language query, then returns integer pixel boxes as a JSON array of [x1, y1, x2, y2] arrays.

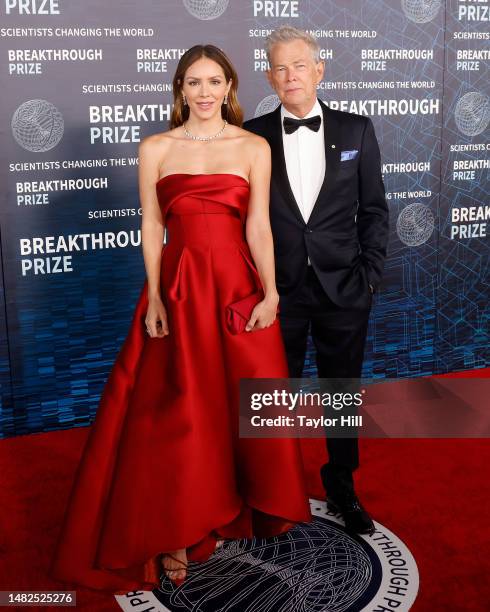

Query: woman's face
[[181, 57, 231, 121]]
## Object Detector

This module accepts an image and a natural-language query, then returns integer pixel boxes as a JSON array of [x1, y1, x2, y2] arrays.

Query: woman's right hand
[[145, 295, 169, 338]]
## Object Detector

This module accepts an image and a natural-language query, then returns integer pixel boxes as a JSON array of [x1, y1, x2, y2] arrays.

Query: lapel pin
[[331, 144, 336, 148]]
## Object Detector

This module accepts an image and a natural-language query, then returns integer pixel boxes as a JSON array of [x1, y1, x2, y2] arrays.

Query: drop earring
[[223, 94, 228, 105], [182, 93, 187, 106]]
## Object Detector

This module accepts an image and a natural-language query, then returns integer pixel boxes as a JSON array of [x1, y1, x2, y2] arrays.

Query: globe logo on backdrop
[[454, 91, 490, 137], [397, 203, 435, 247], [11, 99, 64, 152], [115, 500, 419, 611], [254, 94, 281, 118], [183, 0, 229, 20], [401, 0, 441, 23]]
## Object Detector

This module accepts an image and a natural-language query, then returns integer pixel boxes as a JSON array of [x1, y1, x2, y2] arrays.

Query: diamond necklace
[[183, 120, 227, 141]]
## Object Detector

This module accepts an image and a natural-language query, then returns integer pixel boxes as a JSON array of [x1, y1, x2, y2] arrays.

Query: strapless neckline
[[156, 173, 250, 187]]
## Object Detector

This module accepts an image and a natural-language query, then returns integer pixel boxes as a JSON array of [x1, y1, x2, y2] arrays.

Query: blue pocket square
[[340, 149, 358, 161]]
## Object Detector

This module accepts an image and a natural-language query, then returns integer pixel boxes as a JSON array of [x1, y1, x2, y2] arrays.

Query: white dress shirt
[[281, 98, 326, 264]]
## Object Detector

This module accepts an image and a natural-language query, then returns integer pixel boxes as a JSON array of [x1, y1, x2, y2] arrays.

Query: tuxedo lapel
[[268, 100, 342, 226], [307, 100, 342, 224], [268, 105, 305, 225]]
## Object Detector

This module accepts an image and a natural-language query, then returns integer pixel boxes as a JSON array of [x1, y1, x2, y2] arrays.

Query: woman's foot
[[161, 548, 188, 586]]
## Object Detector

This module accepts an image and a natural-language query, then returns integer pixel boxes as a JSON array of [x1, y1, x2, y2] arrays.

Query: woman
[[50, 44, 311, 593]]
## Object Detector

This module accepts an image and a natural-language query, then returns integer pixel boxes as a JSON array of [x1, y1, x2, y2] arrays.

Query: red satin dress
[[50, 173, 312, 593]]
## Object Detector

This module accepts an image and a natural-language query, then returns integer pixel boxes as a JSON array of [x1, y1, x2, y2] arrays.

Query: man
[[244, 25, 389, 534]]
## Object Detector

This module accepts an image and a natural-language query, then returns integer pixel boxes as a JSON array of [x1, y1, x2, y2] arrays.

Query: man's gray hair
[[265, 25, 321, 64]]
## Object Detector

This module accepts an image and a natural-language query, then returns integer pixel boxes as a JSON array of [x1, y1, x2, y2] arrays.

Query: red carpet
[[1, 370, 489, 611]]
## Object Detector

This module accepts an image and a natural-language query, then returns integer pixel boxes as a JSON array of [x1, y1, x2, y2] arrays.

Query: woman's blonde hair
[[171, 44, 243, 128]]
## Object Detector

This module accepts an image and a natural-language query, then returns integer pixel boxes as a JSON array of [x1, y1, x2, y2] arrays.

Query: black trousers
[[278, 266, 371, 497]]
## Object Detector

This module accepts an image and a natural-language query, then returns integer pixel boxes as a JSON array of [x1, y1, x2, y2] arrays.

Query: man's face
[[267, 39, 324, 115]]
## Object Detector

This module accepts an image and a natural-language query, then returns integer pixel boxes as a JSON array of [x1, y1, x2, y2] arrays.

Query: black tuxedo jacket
[[243, 99, 389, 310]]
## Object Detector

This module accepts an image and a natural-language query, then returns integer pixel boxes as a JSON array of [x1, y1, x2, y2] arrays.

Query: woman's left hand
[[245, 293, 279, 332]]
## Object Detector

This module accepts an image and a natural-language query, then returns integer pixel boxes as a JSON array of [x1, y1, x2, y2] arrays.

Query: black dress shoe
[[326, 494, 375, 535]]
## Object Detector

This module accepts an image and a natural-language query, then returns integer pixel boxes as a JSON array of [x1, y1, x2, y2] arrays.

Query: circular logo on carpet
[[115, 499, 419, 611]]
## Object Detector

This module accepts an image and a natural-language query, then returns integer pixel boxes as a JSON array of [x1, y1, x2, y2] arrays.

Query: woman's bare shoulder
[[227, 124, 270, 153], [139, 129, 186, 178], [244, 131, 271, 162], [140, 126, 183, 149], [139, 126, 184, 151]]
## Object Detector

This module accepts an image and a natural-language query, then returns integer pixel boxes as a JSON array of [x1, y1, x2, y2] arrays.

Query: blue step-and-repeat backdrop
[[0, 0, 488, 437]]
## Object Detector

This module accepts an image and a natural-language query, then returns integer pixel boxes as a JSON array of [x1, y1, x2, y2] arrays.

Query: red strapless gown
[[50, 173, 312, 593]]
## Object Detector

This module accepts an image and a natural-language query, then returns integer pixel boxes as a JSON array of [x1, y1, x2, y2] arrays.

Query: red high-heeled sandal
[[162, 552, 188, 587]]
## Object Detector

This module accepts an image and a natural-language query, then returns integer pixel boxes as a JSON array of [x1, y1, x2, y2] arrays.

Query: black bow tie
[[283, 115, 322, 134]]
